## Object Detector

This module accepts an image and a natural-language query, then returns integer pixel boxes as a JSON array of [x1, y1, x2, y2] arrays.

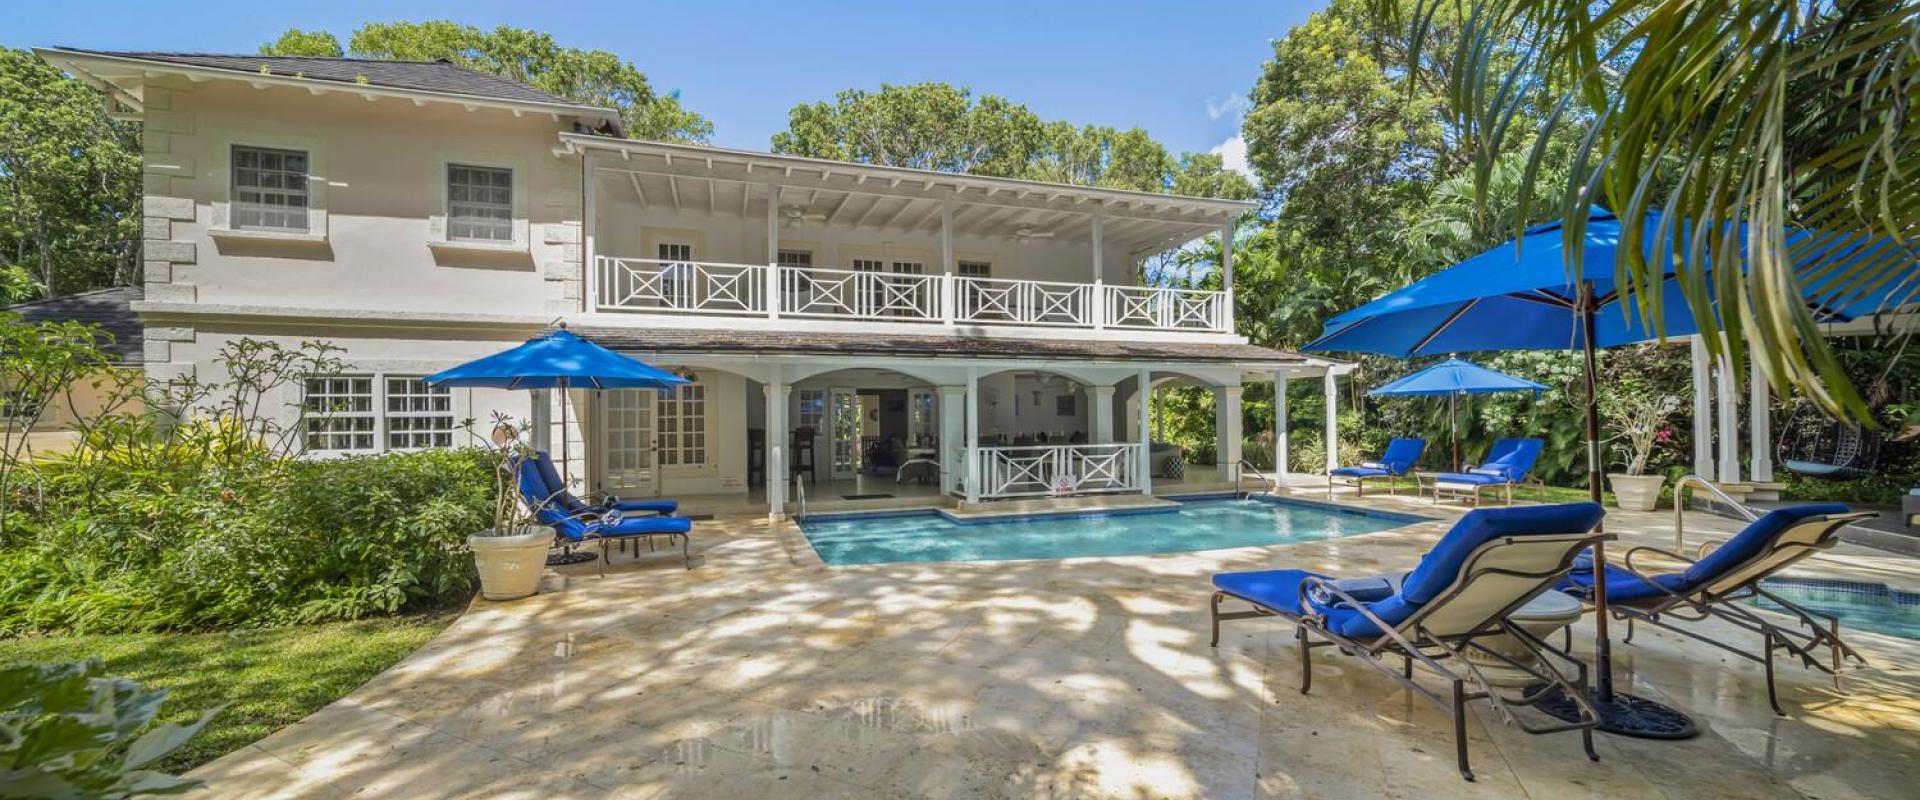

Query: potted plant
[[467, 414, 553, 600], [1604, 392, 1680, 511]]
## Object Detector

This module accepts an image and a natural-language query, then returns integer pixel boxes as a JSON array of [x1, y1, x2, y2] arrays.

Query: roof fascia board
[[39, 48, 621, 124]]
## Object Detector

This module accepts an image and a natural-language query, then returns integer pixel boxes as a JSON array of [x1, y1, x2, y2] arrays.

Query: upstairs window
[[231, 145, 310, 233], [957, 260, 992, 278], [447, 164, 514, 242]]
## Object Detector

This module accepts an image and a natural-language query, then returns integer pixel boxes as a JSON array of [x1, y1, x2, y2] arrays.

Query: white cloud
[[1210, 134, 1253, 179], [1205, 94, 1251, 121]]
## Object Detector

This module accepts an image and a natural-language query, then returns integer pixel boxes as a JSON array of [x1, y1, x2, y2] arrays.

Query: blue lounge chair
[[1211, 502, 1608, 781], [1428, 438, 1543, 506], [1559, 503, 1875, 716], [532, 450, 678, 517], [1327, 437, 1426, 499], [516, 457, 694, 572]]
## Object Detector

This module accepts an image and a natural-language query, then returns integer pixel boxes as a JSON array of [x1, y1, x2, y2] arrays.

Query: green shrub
[[0, 658, 215, 797], [0, 449, 493, 635]]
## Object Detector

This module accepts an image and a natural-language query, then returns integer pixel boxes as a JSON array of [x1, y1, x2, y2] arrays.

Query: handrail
[[1233, 458, 1275, 498], [790, 473, 807, 521], [1672, 473, 1760, 550]]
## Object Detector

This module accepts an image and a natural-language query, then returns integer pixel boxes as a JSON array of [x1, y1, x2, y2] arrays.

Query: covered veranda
[[548, 326, 1353, 517]]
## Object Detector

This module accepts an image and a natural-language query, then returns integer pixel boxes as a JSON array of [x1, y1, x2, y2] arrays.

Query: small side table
[[1461, 591, 1585, 686]]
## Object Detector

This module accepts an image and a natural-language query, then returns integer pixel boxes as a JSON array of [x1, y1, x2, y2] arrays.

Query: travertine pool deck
[[189, 493, 1920, 799]]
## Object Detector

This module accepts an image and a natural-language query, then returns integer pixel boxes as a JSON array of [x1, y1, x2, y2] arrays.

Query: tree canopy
[[259, 21, 712, 143], [770, 82, 1254, 199], [0, 48, 141, 301]]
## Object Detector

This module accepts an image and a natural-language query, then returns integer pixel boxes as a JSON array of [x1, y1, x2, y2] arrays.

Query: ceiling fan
[[780, 205, 827, 229], [1013, 226, 1055, 241]]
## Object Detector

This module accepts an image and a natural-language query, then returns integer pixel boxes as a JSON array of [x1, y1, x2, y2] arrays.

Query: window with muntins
[[447, 164, 514, 242], [656, 382, 707, 467], [304, 376, 376, 452], [384, 377, 454, 450], [231, 145, 310, 232], [796, 389, 825, 431]]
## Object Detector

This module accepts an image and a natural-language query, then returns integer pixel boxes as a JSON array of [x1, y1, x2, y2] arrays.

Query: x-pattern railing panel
[[595, 258, 765, 315], [973, 444, 1142, 499]]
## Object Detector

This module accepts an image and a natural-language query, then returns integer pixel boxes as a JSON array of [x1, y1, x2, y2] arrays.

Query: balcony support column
[[765, 183, 781, 320], [1272, 370, 1290, 486], [1215, 382, 1243, 483], [941, 201, 957, 326], [582, 157, 597, 312], [965, 367, 981, 505], [764, 367, 788, 520], [1324, 370, 1340, 474], [1220, 218, 1235, 332], [1091, 211, 1106, 330]]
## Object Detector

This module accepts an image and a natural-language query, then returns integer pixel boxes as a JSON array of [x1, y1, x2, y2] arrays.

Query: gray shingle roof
[[60, 49, 595, 110], [572, 326, 1308, 365], [5, 286, 143, 363]]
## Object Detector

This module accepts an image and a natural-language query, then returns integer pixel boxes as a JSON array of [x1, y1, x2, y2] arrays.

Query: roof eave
[[36, 48, 623, 128], [558, 133, 1260, 217]]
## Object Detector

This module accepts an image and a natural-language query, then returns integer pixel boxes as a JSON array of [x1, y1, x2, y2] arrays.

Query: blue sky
[[7, 1, 1326, 175]]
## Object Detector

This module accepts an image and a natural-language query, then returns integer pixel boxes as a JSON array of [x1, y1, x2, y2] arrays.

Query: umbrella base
[[1536, 686, 1699, 739], [546, 551, 597, 567]]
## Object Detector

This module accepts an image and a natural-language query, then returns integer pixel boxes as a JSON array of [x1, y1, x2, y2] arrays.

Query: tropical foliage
[[0, 659, 215, 797], [770, 82, 1255, 198], [1377, 0, 1919, 421], [260, 21, 714, 143]]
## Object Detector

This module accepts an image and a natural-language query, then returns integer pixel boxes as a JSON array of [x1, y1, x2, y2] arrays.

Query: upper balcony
[[570, 136, 1256, 339]]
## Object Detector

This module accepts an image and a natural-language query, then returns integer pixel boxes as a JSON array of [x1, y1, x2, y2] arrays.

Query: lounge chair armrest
[[1622, 545, 1698, 575]]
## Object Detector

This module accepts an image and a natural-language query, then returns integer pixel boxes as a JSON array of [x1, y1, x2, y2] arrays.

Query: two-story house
[[39, 48, 1353, 517]]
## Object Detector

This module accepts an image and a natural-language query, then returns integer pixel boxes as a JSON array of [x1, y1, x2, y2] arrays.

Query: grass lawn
[[0, 608, 458, 773]]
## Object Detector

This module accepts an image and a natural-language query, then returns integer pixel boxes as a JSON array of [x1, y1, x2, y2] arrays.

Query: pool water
[[798, 497, 1424, 566], [1750, 579, 1920, 641]]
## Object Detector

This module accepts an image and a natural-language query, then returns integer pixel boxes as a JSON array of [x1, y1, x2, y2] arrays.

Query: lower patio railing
[[970, 443, 1143, 500]]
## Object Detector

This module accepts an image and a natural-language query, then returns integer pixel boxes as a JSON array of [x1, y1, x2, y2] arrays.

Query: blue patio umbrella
[[1302, 207, 1915, 739], [1368, 358, 1547, 469], [426, 326, 688, 482]]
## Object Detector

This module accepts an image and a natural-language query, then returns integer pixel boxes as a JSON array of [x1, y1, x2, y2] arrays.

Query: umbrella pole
[[1449, 393, 1460, 469], [1542, 281, 1697, 739]]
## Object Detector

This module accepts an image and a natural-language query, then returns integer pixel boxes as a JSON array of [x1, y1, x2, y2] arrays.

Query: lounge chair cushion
[[542, 509, 693, 542], [1560, 561, 1690, 603], [1431, 471, 1509, 486], [1679, 504, 1849, 586], [1329, 466, 1391, 479], [1557, 504, 1850, 602], [534, 451, 677, 515], [1217, 503, 1605, 638]]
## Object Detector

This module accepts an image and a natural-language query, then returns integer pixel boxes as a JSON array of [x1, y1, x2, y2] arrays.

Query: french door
[[829, 387, 861, 480], [600, 389, 657, 496]]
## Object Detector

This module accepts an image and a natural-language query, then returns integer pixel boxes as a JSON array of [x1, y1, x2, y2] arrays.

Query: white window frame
[[795, 388, 826, 431], [445, 164, 515, 243], [655, 380, 708, 469], [428, 151, 528, 253], [303, 375, 378, 455], [211, 131, 328, 242], [229, 145, 311, 234], [382, 376, 456, 451], [302, 373, 461, 456]]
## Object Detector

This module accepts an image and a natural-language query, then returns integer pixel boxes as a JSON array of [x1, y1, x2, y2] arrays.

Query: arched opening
[[774, 367, 947, 505]]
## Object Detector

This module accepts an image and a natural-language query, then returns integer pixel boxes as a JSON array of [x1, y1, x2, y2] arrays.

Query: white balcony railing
[[971, 443, 1143, 499], [591, 256, 1231, 334]]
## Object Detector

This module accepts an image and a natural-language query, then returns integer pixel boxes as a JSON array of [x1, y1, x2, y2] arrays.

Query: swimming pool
[[1750, 578, 1920, 640], [798, 496, 1426, 566]]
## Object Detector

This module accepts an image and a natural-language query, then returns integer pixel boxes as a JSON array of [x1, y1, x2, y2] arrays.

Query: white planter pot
[[469, 526, 554, 601], [1608, 474, 1666, 512]]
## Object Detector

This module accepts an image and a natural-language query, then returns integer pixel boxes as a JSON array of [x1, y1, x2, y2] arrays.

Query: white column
[[964, 368, 980, 504], [1215, 383, 1244, 482], [765, 183, 781, 320], [1137, 369, 1154, 495], [1272, 370, 1290, 486], [1220, 219, 1235, 301], [1091, 212, 1106, 330], [764, 371, 788, 519], [1716, 353, 1742, 483], [1690, 337, 1716, 481], [582, 157, 597, 313], [1087, 385, 1115, 444], [1323, 371, 1340, 474], [940, 202, 957, 326], [1749, 356, 1773, 483], [938, 385, 965, 496]]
